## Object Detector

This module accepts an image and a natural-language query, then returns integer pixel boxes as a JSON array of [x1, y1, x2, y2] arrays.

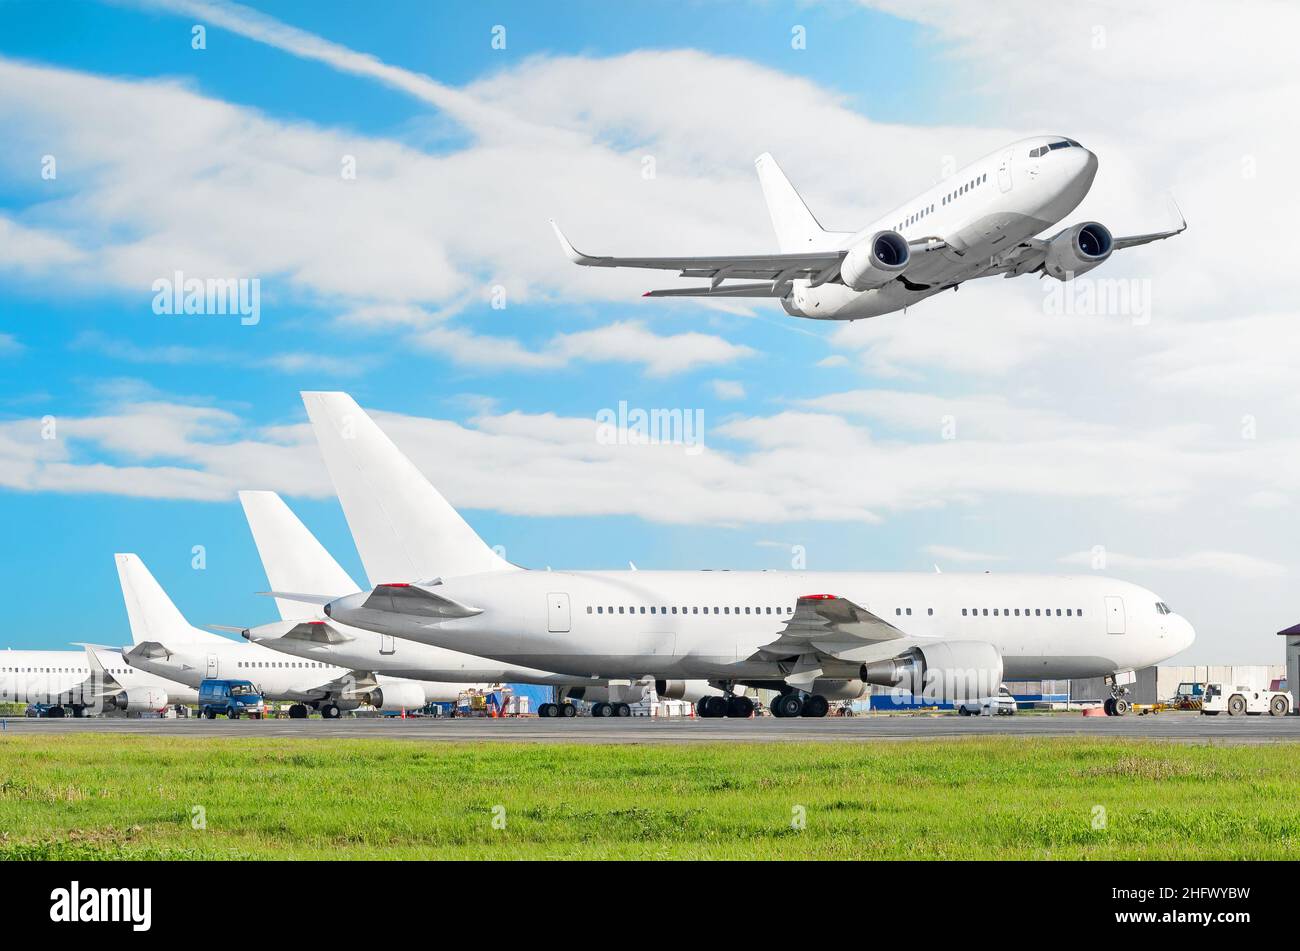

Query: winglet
[[549, 219, 600, 265], [1167, 192, 1188, 233]]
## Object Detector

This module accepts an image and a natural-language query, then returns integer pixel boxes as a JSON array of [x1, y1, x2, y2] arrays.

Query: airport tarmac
[[6, 712, 1300, 744]]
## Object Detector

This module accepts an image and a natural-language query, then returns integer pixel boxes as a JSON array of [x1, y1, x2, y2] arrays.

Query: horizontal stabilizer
[[362, 583, 483, 620], [246, 619, 354, 646], [258, 591, 335, 607]]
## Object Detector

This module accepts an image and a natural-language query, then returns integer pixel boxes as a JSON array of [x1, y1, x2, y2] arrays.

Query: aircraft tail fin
[[114, 554, 231, 646], [754, 153, 847, 253], [301, 392, 514, 585], [239, 491, 362, 622]]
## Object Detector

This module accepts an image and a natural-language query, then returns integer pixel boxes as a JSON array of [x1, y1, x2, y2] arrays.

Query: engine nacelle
[[1043, 221, 1113, 280], [805, 679, 867, 701], [366, 682, 428, 712], [654, 680, 723, 702], [840, 230, 910, 291], [115, 686, 168, 713], [861, 641, 1003, 704]]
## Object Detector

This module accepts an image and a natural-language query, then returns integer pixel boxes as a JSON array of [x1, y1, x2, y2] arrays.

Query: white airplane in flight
[[0, 644, 196, 716], [115, 554, 481, 718], [297, 392, 1195, 718], [237, 490, 720, 716], [552, 137, 1185, 320]]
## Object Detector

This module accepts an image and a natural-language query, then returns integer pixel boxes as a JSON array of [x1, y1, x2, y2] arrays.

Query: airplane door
[[379, 634, 396, 655], [206, 654, 219, 679], [998, 150, 1013, 192], [1104, 597, 1126, 635], [547, 593, 571, 633]]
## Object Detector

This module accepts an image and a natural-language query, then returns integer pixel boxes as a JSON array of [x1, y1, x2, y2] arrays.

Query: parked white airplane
[[552, 137, 1185, 320], [115, 554, 481, 718], [297, 392, 1194, 718], [237, 490, 718, 715], [0, 644, 196, 716]]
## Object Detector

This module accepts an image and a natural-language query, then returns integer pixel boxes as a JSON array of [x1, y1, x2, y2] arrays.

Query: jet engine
[[840, 230, 910, 291], [365, 682, 428, 712], [860, 641, 1003, 704], [654, 680, 724, 702], [1043, 221, 1113, 280], [113, 686, 168, 713]]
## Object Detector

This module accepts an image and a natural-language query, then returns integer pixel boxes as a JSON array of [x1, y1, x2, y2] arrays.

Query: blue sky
[[1, 0, 1296, 662]]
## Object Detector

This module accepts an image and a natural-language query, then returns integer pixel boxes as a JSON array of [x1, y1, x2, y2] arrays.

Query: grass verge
[[1, 735, 1297, 859]]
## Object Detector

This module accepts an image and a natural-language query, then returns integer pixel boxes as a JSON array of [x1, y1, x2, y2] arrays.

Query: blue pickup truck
[[198, 679, 265, 719]]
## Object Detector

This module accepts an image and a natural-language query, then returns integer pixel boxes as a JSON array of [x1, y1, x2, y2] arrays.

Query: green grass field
[[2, 735, 1298, 859]]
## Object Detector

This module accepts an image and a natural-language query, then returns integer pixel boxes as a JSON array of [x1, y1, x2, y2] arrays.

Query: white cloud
[[711, 380, 746, 400], [412, 320, 753, 376], [925, 544, 1008, 564], [0, 333, 23, 356], [1058, 549, 1289, 581]]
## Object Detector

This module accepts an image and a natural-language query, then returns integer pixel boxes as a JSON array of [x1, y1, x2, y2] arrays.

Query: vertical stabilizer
[[239, 490, 362, 622], [114, 553, 231, 646], [754, 153, 846, 253], [301, 392, 513, 585]]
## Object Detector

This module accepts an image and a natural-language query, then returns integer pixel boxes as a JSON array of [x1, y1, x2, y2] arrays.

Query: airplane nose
[[1174, 615, 1196, 652], [1075, 148, 1099, 187]]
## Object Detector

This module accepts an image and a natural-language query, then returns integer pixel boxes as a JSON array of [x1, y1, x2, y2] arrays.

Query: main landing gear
[[538, 702, 578, 718], [695, 695, 755, 718], [591, 702, 632, 717], [769, 691, 830, 718]]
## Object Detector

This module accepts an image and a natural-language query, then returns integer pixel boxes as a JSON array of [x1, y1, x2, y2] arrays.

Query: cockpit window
[[1030, 140, 1081, 158], [1155, 602, 1172, 615]]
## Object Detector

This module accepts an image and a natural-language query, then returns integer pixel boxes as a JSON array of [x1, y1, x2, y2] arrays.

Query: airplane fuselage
[[327, 569, 1194, 688], [784, 136, 1099, 319], [0, 649, 198, 708]]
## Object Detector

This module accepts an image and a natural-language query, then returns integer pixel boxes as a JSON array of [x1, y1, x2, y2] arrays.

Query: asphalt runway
[[6, 711, 1300, 744]]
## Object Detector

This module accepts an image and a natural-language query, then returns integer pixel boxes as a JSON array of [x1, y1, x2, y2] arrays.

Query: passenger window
[[905, 608, 912, 616], [982, 609, 988, 616], [927, 608, 933, 616], [962, 609, 967, 616]]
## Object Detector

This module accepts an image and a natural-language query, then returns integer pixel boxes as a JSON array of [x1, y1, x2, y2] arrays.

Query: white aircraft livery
[[0, 644, 196, 716], [298, 392, 1195, 719], [552, 138, 1185, 320], [237, 489, 720, 715], [115, 553, 482, 718]]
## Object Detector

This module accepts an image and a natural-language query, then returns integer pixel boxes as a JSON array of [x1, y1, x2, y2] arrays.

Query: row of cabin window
[[960, 607, 1082, 618], [236, 660, 330, 669], [898, 203, 935, 230], [1, 666, 110, 674], [941, 172, 988, 208], [587, 605, 795, 617]]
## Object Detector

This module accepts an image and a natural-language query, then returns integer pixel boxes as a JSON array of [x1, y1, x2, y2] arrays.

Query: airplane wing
[[751, 594, 933, 689], [551, 220, 846, 297], [755, 594, 910, 660]]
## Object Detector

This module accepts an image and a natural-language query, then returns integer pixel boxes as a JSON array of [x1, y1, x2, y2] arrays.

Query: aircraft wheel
[[48, 705, 66, 718], [803, 695, 830, 718], [1103, 698, 1115, 716], [614, 702, 632, 717], [706, 696, 730, 718], [537, 703, 555, 718], [321, 703, 341, 719], [1112, 697, 1130, 717], [726, 696, 754, 718], [772, 693, 803, 718], [592, 702, 611, 717], [560, 702, 577, 717]]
